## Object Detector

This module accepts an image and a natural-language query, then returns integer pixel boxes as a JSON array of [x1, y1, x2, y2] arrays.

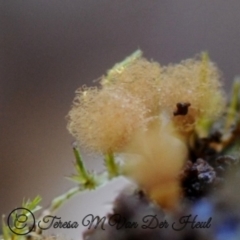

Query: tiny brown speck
[[173, 102, 191, 116]]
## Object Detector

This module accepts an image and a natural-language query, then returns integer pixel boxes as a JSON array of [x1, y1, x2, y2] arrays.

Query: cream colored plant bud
[[159, 54, 226, 132], [67, 86, 148, 153], [123, 119, 188, 210], [101, 53, 162, 116]]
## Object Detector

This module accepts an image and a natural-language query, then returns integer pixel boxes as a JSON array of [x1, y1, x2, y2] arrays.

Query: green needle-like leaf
[[104, 152, 119, 179]]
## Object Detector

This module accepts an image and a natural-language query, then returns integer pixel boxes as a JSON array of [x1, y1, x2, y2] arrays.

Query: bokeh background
[[2, 0, 240, 239]]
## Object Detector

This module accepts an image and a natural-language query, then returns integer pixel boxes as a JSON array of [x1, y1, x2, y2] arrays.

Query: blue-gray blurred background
[[1, 0, 240, 238]]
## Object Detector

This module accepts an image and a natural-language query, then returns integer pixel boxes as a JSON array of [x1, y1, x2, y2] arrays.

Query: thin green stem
[[73, 146, 89, 180], [50, 186, 81, 212], [200, 52, 209, 84], [225, 77, 240, 130], [105, 49, 142, 83], [104, 152, 119, 179], [37, 186, 81, 230]]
